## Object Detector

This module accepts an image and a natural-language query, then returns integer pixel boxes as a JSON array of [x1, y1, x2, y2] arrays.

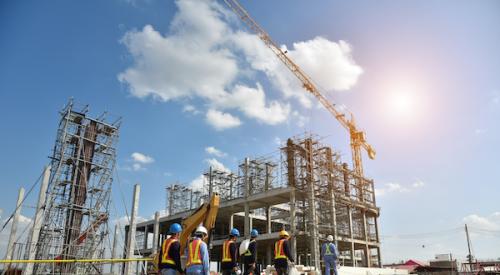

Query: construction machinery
[[222, 0, 376, 177], [152, 193, 220, 273]]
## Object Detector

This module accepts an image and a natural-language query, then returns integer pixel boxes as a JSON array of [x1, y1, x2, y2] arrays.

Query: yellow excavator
[[151, 193, 220, 273]]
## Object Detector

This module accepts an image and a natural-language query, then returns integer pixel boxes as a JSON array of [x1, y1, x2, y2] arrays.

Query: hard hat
[[230, 228, 240, 237], [195, 225, 208, 235], [279, 230, 289, 237], [327, 235, 334, 242], [251, 229, 259, 238], [169, 223, 182, 234]]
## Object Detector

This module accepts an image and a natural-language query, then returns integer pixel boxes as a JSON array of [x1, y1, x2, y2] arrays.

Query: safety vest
[[186, 239, 203, 267], [274, 239, 287, 260], [222, 240, 234, 262], [161, 237, 178, 264], [325, 243, 334, 255], [244, 240, 256, 256]]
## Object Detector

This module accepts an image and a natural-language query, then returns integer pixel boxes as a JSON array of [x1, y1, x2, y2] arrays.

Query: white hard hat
[[327, 235, 334, 242], [195, 225, 208, 235]]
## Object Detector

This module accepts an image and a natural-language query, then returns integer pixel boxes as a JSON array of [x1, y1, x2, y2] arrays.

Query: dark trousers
[[243, 263, 256, 275], [275, 266, 288, 275]]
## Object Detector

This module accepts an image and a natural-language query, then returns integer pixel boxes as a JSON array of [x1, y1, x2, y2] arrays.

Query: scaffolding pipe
[[24, 165, 51, 275]]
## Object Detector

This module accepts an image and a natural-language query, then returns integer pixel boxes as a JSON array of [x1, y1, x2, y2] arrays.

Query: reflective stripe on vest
[[325, 243, 334, 255], [274, 239, 287, 259], [186, 239, 203, 267], [161, 238, 178, 264], [222, 240, 234, 262], [244, 240, 255, 256]]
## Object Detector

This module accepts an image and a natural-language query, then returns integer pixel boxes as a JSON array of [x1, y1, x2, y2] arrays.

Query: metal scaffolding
[[140, 133, 380, 272], [28, 101, 120, 274]]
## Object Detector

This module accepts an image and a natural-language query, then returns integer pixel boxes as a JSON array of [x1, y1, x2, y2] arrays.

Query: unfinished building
[[20, 101, 121, 274], [131, 134, 381, 272]]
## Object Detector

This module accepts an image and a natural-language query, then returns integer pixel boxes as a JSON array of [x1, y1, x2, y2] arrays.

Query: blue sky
[[1, 0, 499, 263]]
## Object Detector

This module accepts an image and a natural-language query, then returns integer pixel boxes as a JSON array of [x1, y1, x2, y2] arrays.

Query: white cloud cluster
[[129, 152, 155, 171], [0, 214, 32, 259], [204, 158, 231, 173], [205, 146, 227, 157], [118, 0, 363, 130], [463, 212, 500, 231], [205, 109, 242, 130], [376, 180, 425, 196], [189, 175, 207, 191]]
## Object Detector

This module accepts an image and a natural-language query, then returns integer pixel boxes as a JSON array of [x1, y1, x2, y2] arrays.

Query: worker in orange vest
[[221, 228, 240, 275], [159, 223, 184, 275], [274, 230, 294, 275], [185, 226, 210, 275]]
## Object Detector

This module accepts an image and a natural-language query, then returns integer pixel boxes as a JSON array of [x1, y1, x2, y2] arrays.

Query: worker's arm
[[230, 242, 238, 267], [283, 240, 294, 263], [330, 243, 338, 259], [200, 242, 210, 275], [170, 241, 184, 273]]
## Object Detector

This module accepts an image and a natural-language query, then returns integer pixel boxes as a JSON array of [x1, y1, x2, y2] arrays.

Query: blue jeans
[[324, 256, 338, 275], [161, 268, 178, 275], [186, 264, 208, 275]]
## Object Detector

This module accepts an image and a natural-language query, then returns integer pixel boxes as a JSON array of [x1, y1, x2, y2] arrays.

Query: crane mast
[[222, 0, 376, 176]]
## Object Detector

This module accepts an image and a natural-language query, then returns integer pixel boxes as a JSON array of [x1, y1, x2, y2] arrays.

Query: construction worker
[[185, 225, 210, 275], [221, 228, 240, 275], [159, 223, 184, 275], [243, 229, 259, 275], [274, 230, 294, 275], [321, 235, 338, 275]]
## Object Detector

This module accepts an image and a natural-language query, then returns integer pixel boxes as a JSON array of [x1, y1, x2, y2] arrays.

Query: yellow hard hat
[[279, 230, 289, 237]]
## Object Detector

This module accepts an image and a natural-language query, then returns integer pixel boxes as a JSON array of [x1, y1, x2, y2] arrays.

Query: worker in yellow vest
[[221, 228, 240, 275], [321, 235, 338, 275], [185, 226, 210, 275], [274, 230, 294, 275], [243, 229, 259, 275], [159, 223, 184, 275]]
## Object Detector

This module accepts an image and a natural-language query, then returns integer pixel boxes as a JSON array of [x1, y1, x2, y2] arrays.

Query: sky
[[0, 0, 499, 264]]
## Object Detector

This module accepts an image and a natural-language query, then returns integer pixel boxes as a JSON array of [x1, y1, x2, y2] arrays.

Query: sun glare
[[386, 89, 418, 122]]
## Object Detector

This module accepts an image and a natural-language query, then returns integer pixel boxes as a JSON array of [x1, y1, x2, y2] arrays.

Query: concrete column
[[24, 165, 51, 275], [305, 139, 320, 274], [143, 226, 149, 250], [289, 188, 297, 262], [362, 211, 371, 267], [243, 158, 250, 238], [110, 224, 119, 274], [266, 207, 272, 234], [229, 214, 234, 231], [152, 211, 160, 255], [124, 184, 141, 275], [266, 243, 272, 266], [5, 187, 25, 265], [348, 207, 355, 267]]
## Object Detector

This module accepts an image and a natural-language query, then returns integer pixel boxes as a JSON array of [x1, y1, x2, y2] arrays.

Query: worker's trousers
[[187, 264, 209, 275], [324, 256, 338, 275], [160, 268, 177, 275]]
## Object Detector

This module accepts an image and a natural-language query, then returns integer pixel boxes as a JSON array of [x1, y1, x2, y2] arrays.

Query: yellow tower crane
[[223, 0, 376, 176]]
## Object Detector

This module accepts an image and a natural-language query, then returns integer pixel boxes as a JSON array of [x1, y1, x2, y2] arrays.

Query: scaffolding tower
[[31, 101, 120, 274]]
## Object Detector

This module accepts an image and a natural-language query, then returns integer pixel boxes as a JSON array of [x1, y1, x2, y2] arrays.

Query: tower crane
[[222, 0, 376, 176]]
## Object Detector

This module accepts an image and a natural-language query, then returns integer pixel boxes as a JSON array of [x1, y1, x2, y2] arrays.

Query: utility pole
[[465, 224, 473, 272]]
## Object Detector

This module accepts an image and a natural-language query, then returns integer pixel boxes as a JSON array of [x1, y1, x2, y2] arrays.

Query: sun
[[386, 89, 418, 122]]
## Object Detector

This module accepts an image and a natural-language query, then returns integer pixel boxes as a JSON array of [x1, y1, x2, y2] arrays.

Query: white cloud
[[214, 83, 290, 125], [131, 152, 154, 164], [118, 0, 363, 130], [204, 158, 231, 173], [274, 137, 282, 146], [463, 212, 500, 231], [189, 175, 207, 191], [474, 128, 487, 135], [205, 109, 242, 130], [291, 111, 309, 128], [205, 146, 227, 158], [0, 214, 32, 259], [377, 180, 425, 196], [232, 32, 363, 108], [183, 104, 201, 115]]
